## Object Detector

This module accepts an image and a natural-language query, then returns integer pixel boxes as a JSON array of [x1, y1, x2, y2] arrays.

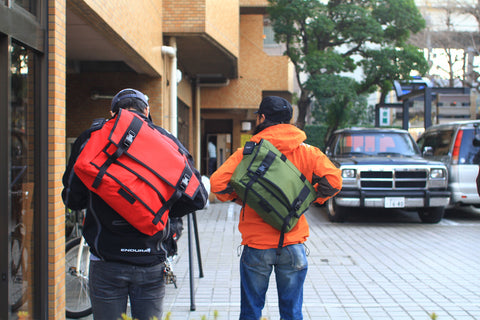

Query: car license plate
[[384, 197, 405, 208]]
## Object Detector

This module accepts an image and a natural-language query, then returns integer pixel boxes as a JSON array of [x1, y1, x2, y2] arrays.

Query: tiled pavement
[[162, 202, 480, 320], [73, 202, 480, 319]]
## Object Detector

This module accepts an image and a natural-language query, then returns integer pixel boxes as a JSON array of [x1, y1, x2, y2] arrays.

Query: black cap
[[111, 88, 149, 113], [255, 96, 293, 123]]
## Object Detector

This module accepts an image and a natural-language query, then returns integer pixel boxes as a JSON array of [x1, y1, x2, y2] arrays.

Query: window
[[9, 41, 38, 318], [263, 24, 277, 46], [1, 1, 46, 318], [459, 129, 480, 164], [421, 130, 454, 156], [263, 18, 279, 47], [338, 133, 418, 156], [14, 0, 36, 16]]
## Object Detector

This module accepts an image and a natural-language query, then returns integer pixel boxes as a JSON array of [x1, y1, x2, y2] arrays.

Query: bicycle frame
[[75, 237, 89, 280]]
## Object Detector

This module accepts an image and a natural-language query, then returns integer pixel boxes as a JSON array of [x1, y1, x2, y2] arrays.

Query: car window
[[420, 129, 453, 156], [459, 129, 480, 164], [335, 133, 418, 156]]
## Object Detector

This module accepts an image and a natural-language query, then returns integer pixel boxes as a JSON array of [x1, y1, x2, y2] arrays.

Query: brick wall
[[163, 0, 206, 32], [66, 73, 163, 139], [201, 13, 292, 109], [240, 0, 269, 6], [164, 0, 240, 58], [240, 15, 291, 90], [206, 0, 240, 57], [178, 76, 193, 107], [48, 0, 67, 318]]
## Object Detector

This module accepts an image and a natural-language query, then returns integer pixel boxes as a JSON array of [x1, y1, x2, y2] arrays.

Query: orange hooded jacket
[[210, 124, 342, 249]]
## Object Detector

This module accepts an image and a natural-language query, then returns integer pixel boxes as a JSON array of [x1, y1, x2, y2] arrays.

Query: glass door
[[9, 41, 37, 319]]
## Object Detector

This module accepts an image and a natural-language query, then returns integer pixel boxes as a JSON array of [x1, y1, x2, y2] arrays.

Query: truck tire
[[326, 198, 349, 222], [418, 207, 444, 223]]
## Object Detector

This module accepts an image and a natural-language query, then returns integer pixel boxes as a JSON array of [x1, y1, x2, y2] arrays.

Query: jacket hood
[[251, 124, 306, 154]]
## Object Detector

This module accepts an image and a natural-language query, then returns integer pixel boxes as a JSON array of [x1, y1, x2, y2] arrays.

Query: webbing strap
[[242, 149, 277, 212], [151, 188, 181, 225], [151, 166, 193, 225], [255, 151, 276, 176], [276, 209, 297, 255], [243, 141, 256, 155], [292, 185, 314, 213], [92, 116, 143, 189], [276, 181, 312, 254]]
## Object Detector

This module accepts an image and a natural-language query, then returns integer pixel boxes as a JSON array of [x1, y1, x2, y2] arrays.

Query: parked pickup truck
[[324, 127, 451, 223]]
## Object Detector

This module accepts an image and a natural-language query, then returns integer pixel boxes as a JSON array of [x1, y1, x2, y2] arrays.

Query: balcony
[[163, 0, 241, 80]]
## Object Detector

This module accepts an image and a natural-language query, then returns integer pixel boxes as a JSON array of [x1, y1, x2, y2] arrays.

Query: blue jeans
[[89, 260, 165, 320], [239, 244, 308, 320]]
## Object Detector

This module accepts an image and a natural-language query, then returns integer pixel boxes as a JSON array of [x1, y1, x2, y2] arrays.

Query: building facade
[[0, 0, 294, 319]]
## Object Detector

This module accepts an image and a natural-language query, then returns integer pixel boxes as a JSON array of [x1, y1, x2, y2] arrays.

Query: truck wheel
[[418, 207, 444, 223], [326, 198, 348, 222]]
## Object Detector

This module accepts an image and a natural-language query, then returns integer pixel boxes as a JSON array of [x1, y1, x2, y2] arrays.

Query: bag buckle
[[179, 174, 190, 191], [294, 199, 302, 211], [256, 164, 267, 175], [124, 130, 136, 147]]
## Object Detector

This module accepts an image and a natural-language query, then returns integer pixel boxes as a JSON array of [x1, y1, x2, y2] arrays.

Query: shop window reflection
[[10, 42, 35, 318]]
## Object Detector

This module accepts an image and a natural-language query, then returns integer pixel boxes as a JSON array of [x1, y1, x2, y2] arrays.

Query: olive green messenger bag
[[231, 139, 316, 253]]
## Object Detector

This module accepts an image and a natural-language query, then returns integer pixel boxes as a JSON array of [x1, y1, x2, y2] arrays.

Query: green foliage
[[118, 314, 159, 320], [118, 310, 221, 320], [304, 125, 328, 151], [267, 0, 428, 132], [305, 99, 375, 149]]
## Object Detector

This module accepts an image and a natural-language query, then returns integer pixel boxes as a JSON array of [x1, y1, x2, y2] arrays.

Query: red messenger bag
[[74, 109, 202, 236]]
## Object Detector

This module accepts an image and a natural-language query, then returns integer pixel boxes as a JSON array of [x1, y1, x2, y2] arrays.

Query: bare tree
[[456, 0, 480, 91], [410, 0, 480, 90]]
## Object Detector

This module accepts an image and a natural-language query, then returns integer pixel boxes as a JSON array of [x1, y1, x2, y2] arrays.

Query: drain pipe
[[162, 38, 177, 137], [195, 84, 201, 170]]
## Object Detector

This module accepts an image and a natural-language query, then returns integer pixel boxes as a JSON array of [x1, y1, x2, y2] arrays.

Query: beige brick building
[[0, 0, 293, 319]]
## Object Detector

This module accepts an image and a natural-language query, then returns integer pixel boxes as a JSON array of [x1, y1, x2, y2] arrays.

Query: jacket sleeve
[[308, 146, 342, 205], [62, 131, 90, 210], [209, 148, 244, 202]]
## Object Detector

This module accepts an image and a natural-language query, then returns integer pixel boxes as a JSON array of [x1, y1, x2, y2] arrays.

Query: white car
[[417, 120, 480, 208]]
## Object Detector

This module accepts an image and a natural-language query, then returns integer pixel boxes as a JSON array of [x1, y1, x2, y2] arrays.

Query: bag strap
[[90, 118, 106, 130], [276, 184, 312, 254], [277, 209, 297, 254], [92, 115, 143, 189], [151, 165, 193, 225]]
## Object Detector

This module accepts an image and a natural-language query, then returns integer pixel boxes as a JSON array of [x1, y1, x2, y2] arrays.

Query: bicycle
[[65, 209, 92, 318], [64, 211, 183, 318]]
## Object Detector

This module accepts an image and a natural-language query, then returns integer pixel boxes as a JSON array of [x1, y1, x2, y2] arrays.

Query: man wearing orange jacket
[[210, 96, 342, 320]]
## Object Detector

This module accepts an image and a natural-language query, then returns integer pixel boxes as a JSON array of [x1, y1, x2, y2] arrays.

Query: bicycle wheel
[[65, 237, 92, 318], [11, 225, 27, 311]]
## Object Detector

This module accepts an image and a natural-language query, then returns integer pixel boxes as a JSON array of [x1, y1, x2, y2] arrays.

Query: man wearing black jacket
[[62, 88, 207, 320]]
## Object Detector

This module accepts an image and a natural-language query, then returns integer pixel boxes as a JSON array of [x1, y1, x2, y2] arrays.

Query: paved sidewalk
[[163, 202, 480, 320]]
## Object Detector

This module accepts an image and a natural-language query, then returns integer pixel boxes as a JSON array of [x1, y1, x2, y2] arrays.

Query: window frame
[[0, 0, 48, 318]]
